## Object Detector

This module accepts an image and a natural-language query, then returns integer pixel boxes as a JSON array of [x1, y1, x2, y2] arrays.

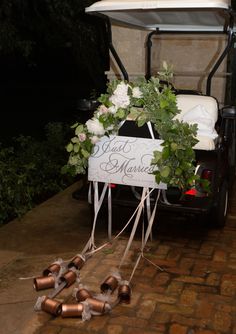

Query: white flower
[[108, 105, 117, 114], [109, 82, 130, 108], [106, 124, 114, 131], [132, 86, 143, 98], [78, 133, 86, 142], [90, 135, 100, 144], [86, 118, 105, 136]]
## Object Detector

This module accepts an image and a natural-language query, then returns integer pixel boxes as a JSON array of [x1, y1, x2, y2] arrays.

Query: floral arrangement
[[62, 63, 199, 191]]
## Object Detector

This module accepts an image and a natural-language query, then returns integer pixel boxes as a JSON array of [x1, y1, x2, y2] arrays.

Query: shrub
[[0, 121, 76, 225]]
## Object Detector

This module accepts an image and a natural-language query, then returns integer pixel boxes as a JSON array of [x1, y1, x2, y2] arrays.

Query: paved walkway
[[0, 180, 236, 334]]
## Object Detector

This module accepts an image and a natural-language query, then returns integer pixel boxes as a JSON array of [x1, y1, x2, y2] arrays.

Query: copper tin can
[[118, 283, 131, 304], [101, 275, 118, 293], [86, 298, 110, 314], [75, 288, 92, 302], [61, 303, 84, 317], [41, 297, 62, 316], [43, 263, 61, 276], [33, 276, 55, 291], [68, 255, 85, 270], [60, 269, 77, 287]]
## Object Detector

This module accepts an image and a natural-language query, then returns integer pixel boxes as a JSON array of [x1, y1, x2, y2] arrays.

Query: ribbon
[[87, 182, 108, 251], [118, 187, 147, 269], [108, 185, 112, 241], [128, 189, 161, 283]]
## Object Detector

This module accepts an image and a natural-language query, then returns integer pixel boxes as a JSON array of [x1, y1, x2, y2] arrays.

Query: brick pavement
[[32, 184, 236, 334], [1, 181, 236, 334]]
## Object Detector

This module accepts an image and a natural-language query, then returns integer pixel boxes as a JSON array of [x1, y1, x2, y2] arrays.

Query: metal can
[[41, 297, 62, 316], [61, 303, 84, 317], [33, 276, 55, 291]]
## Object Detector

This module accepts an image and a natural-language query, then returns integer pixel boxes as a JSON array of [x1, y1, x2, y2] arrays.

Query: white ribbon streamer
[[118, 187, 147, 269], [147, 121, 155, 139], [88, 182, 108, 250], [108, 185, 112, 241], [128, 189, 160, 283]]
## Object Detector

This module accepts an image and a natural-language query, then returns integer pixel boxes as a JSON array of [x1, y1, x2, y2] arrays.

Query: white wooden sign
[[88, 135, 166, 189]]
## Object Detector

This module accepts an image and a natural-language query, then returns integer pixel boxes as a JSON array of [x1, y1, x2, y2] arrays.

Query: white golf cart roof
[[85, 0, 232, 31]]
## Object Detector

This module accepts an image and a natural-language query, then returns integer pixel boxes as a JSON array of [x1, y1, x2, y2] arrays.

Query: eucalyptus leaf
[[171, 142, 178, 151], [66, 142, 73, 152], [160, 166, 171, 178], [175, 167, 182, 176], [71, 122, 78, 129], [81, 149, 90, 158], [137, 117, 147, 127], [75, 125, 84, 135], [152, 150, 162, 164], [73, 143, 80, 153]]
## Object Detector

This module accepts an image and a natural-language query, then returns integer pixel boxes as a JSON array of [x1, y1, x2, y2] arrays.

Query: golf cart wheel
[[211, 180, 228, 228], [228, 124, 236, 187]]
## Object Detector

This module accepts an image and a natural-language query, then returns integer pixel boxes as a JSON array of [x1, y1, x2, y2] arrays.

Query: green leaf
[[137, 117, 147, 127], [162, 146, 170, 160], [152, 150, 162, 164], [154, 172, 161, 184], [66, 143, 73, 152], [175, 167, 182, 176], [75, 125, 84, 135], [71, 122, 78, 129], [171, 142, 178, 151], [160, 166, 170, 178], [129, 107, 141, 119], [81, 149, 90, 158], [115, 109, 125, 119], [74, 144, 80, 153], [160, 99, 169, 109]]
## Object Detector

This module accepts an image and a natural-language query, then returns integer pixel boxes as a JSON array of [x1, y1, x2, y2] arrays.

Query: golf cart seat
[[175, 94, 219, 151]]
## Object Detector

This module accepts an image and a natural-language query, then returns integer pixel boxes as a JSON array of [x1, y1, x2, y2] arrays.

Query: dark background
[[1, 0, 236, 144], [0, 0, 109, 143]]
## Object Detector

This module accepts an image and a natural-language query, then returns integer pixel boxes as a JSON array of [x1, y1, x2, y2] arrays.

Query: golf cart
[[81, 0, 236, 228]]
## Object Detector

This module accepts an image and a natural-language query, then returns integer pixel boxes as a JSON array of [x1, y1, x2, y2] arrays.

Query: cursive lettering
[[99, 153, 155, 183], [92, 137, 137, 158]]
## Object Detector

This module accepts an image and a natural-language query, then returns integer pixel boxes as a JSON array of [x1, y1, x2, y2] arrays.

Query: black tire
[[210, 180, 229, 228]]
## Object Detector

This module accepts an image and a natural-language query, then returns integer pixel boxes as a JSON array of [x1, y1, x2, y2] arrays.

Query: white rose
[[132, 87, 143, 98], [109, 82, 130, 108], [86, 118, 105, 136]]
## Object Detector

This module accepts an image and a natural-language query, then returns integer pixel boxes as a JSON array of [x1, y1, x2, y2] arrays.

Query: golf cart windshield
[[85, 0, 233, 32]]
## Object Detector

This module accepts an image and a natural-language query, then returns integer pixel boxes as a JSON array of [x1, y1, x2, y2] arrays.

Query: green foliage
[[151, 120, 199, 190], [128, 69, 199, 190], [64, 63, 199, 191], [0, 122, 76, 226]]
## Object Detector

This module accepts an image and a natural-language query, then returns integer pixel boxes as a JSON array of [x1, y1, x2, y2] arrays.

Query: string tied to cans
[[34, 269, 132, 321], [33, 186, 163, 321]]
